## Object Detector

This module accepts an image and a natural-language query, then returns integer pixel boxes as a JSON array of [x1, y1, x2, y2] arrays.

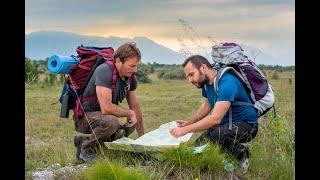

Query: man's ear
[[200, 64, 207, 73]]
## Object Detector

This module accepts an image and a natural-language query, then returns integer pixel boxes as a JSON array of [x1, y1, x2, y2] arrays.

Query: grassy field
[[25, 71, 295, 179]]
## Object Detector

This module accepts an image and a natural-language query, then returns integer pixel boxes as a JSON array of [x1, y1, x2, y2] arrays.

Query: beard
[[192, 72, 207, 89]]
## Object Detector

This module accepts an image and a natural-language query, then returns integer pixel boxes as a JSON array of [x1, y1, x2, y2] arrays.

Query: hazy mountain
[[25, 30, 292, 65], [25, 31, 185, 64]]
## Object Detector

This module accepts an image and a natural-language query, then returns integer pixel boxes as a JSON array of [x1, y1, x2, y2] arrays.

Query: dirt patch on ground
[[32, 163, 88, 180]]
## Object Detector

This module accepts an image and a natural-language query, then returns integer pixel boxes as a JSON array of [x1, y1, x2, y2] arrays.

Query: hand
[[126, 110, 137, 127], [176, 120, 190, 127], [170, 127, 188, 138]]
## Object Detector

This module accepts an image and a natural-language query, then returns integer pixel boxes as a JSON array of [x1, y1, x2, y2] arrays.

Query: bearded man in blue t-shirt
[[170, 55, 259, 172]]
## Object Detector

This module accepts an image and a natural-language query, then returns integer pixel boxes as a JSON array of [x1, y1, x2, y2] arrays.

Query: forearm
[[184, 101, 230, 133], [185, 114, 220, 133], [101, 103, 132, 118], [131, 104, 144, 136], [188, 101, 212, 124], [96, 86, 132, 118]]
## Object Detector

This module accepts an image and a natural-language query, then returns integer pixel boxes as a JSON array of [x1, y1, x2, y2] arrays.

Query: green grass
[[25, 71, 295, 179], [86, 158, 149, 180], [162, 142, 236, 178]]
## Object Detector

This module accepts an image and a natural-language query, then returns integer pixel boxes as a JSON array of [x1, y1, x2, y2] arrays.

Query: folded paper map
[[105, 121, 195, 153]]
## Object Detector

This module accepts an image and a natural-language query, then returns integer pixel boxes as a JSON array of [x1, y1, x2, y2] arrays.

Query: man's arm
[[126, 91, 144, 136], [96, 85, 135, 118], [177, 98, 212, 127], [188, 98, 212, 124], [170, 101, 230, 137]]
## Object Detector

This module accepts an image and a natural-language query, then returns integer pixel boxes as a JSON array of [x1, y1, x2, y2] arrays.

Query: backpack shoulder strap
[[79, 55, 106, 95], [213, 66, 253, 130], [105, 60, 118, 91], [214, 66, 248, 93], [213, 67, 238, 93]]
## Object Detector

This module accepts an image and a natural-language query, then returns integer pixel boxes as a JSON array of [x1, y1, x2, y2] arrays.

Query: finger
[[169, 129, 175, 135], [177, 124, 183, 127]]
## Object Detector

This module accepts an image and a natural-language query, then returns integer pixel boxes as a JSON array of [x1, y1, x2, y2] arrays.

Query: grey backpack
[[211, 42, 275, 129]]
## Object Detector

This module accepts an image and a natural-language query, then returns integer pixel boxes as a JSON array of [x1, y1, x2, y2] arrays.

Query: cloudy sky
[[26, 0, 295, 65]]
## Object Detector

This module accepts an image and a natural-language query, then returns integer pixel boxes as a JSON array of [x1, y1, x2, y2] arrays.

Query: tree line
[[25, 57, 295, 85]]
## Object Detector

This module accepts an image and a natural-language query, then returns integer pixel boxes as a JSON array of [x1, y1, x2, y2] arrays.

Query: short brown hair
[[114, 42, 141, 63], [182, 55, 212, 69]]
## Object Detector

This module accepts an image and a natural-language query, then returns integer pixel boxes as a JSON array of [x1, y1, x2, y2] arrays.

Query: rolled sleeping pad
[[47, 55, 79, 74]]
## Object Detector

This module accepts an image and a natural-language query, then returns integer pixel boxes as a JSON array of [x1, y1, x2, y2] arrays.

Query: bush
[[136, 68, 152, 83], [157, 66, 185, 80], [139, 63, 155, 74], [25, 57, 39, 83], [137, 64, 152, 83]]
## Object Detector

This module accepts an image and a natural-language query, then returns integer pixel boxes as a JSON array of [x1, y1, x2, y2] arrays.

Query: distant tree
[[139, 63, 155, 74], [136, 63, 152, 83], [25, 57, 39, 83], [151, 62, 165, 69], [157, 66, 185, 80], [257, 64, 295, 72], [136, 68, 151, 83]]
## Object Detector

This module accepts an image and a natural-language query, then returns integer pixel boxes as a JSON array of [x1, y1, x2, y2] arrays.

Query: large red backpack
[[69, 45, 115, 90], [59, 45, 124, 119]]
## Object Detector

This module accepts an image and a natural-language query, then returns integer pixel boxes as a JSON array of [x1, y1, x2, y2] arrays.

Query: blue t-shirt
[[202, 73, 258, 125]]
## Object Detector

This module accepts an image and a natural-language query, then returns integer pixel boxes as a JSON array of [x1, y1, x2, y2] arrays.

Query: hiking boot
[[79, 149, 97, 163], [108, 129, 125, 142], [237, 143, 251, 160], [114, 128, 125, 140], [238, 157, 250, 174], [118, 124, 135, 137], [236, 143, 250, 173], [74, 135, 86, 161]]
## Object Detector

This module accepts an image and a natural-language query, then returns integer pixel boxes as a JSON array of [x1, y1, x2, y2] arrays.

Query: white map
[[105, 121, 193, 151]]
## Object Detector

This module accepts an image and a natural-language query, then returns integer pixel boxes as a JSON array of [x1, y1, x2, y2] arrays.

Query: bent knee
[[101, 115, 119, 131]]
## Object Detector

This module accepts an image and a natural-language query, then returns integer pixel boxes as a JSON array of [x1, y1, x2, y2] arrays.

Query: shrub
[[137, 64, 152, 83], [25, 57, 39, 83], [157, 66, 185, 80]]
